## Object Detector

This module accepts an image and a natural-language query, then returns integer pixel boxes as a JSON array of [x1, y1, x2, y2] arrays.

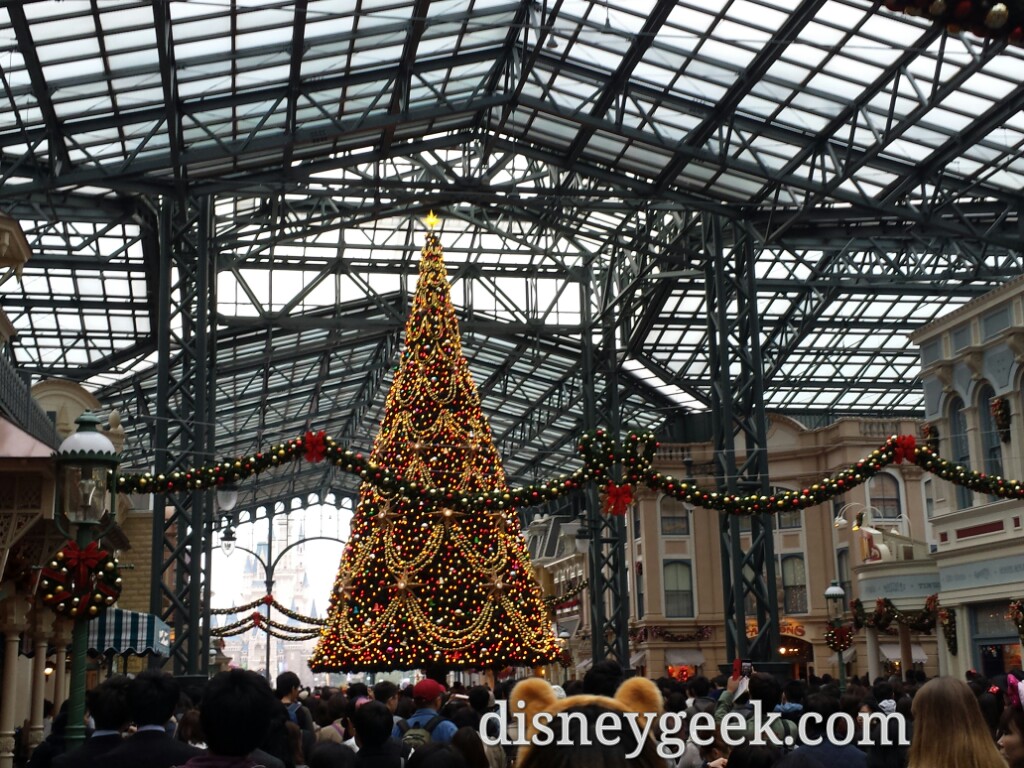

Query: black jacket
[[52, 733, 124, 768], [102, 729, 205, 768]]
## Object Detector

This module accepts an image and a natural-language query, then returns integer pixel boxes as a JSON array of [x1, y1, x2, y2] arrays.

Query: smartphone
[[740, 660, 753, 677], [731, 658, 742, 680]]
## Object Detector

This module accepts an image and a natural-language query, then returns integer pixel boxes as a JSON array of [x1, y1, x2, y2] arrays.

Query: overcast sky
[[210, 503, 353, 616]]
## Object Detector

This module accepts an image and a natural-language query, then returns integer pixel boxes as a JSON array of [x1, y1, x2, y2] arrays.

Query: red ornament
[[954, 0, 973, 17]]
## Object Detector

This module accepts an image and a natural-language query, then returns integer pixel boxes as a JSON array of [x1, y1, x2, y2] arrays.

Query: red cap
[[413, 679, 447, 702]]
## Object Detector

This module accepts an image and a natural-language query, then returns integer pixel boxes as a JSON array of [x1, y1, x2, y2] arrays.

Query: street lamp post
[[558, 631, 571, 684], [219, 528, 343, 681], [824, 580, 847, 694], [53, 412, 120, 751]]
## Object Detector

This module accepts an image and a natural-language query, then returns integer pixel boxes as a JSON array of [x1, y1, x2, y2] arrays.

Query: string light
[[308, 227, 561, 672]]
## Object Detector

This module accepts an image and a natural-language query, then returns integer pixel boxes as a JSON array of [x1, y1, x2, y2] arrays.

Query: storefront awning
[[629, 651, 646, 668], [88, 609, 171, 656], [842, 647, 857, 664], [878, 642, 927, 664], [665, 649, 705, 667], [575, 658, 592, 673]]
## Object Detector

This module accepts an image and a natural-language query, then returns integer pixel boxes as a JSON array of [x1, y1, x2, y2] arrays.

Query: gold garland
[[211, 616, 320, 641], [210, 595, 327, 626]]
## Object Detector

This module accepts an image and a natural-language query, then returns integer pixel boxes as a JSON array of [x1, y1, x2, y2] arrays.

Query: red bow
[[251, 611, 264, 626], [262, 594, 274, 605], [63, 541, 107, 590], [893, 434, 916, 464], [602, 482, 634, 516], [304, 430, 327, 463]]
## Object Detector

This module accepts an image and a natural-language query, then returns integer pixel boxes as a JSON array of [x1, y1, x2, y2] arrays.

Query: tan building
[[911, 276, 1024, 680], [531, 414, 940, 684]]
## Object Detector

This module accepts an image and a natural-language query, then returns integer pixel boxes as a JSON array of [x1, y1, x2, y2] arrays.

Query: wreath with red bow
[[825, 624, 855, 653], [37, 541, 122, 619]]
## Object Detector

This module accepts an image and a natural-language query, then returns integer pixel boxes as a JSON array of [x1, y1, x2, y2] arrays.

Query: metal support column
[[580, 265, 630, 670], [704, 214, 780, 665], [151, 195, 217, 674]]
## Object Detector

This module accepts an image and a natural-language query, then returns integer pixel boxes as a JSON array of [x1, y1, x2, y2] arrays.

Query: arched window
[[978, 383, 1003, 480], [663, 561, 694, 617], [781, 555, 807, 614], [949, 396, 973, 510], [867, 473, 901, 521]]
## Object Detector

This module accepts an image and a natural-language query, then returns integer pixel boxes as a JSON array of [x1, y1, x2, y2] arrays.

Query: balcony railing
[[0, 352, 59, 448]]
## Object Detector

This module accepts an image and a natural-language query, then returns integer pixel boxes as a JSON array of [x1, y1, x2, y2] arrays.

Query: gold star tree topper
[[424, 210, 441, 230]]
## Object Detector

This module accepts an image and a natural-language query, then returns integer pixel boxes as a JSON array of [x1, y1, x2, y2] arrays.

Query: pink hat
[[413, 679, 447, 702]]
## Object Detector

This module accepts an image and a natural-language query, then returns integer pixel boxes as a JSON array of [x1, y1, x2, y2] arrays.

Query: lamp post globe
[[824, 580, 845, 605], [55, 411, 119, 524], [216, 483, 239, 514]]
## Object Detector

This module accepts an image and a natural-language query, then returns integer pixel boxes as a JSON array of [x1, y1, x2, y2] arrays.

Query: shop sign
[[746, 618, 805, 638]]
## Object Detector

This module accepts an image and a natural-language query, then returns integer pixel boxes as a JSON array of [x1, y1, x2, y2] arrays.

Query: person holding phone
[[714, 663, 798, 746]]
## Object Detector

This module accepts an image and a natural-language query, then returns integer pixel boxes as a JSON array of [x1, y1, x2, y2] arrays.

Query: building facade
[[911, 277, 1024, 679], [530, 414, 942, 684]]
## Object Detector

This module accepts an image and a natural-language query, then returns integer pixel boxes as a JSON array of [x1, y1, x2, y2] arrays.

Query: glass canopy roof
[[1, 0, 1021, 514]]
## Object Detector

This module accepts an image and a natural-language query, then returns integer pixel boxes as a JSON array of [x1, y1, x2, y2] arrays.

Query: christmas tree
[[308, 214, 561, 672]]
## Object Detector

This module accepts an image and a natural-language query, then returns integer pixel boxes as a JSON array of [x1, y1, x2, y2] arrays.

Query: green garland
[[115, 429, 1024, 517], [851, 595, 937, 633], [1011, 599, 1024, 644], [210, 596, 268, 615], [544, 580, 589, 612], [939, 607, 958, 656], [629, 625, 713, 643]]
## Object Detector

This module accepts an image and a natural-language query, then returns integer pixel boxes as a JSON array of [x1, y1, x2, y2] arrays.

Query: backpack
[[397, 714, 444, 750]]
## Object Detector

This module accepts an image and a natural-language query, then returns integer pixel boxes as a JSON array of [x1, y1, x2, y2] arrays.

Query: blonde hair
[[909, 677, 1006, 768]]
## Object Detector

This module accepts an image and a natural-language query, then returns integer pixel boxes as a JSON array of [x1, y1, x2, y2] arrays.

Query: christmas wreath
[[825, 624, 855, 653], [37, 541, 122, 619]]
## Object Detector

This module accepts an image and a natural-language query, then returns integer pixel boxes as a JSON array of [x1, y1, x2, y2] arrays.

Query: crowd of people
[[17, 661, 1024, 768]]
